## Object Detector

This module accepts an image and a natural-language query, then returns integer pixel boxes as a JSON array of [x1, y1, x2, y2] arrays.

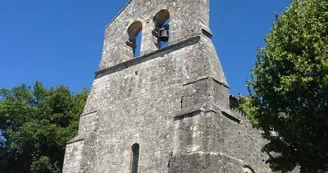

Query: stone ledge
[[168, 152, 245, 173], [174, 103, 241, 123], [95, 35, 201, 78], [201, 28, 213, 39], [67, 133, 88, 144], [183, 76, 229, 89], [80, 110, 98, 117], [182, 151, 244, 164], [222, 109, 241, 123]]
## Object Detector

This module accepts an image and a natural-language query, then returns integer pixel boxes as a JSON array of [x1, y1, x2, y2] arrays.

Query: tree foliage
[[0, 81, 88, 173], [240, 0, 328, 172]]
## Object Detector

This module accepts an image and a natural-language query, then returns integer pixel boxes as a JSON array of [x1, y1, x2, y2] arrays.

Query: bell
[[159, 27, 169, 42]]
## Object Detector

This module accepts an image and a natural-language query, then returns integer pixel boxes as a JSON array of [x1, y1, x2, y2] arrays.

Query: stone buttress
[[63, 0, 272, 172]]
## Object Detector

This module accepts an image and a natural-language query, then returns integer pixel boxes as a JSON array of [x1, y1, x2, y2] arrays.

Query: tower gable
[[99, 0, 210, 70]]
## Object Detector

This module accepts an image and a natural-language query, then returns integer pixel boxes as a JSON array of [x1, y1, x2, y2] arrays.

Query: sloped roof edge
[[105, 0, 133, 28]]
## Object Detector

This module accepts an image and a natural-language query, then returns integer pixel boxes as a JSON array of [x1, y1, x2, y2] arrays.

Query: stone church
[[63, 0, 274, 172]]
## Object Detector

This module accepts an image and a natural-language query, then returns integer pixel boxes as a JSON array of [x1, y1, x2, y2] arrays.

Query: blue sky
[[0, 0, 291, 96]]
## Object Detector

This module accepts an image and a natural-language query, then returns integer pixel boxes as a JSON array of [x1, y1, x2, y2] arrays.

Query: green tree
[[0, 81, 88, 173], [240, 0, 328, 172]]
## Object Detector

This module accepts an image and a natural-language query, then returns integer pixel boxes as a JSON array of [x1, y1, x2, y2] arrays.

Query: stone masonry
[[62, 0, 276, 172]]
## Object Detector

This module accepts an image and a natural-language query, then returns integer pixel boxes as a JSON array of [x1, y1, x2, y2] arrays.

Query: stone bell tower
[[63, 0, 272, 172]]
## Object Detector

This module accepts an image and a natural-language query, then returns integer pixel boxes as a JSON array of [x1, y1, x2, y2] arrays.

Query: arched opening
[[127, 21, 143, 57], [153, 9, 170, 49], [243, 165, 255, 173], [130, 143, 140, 173]]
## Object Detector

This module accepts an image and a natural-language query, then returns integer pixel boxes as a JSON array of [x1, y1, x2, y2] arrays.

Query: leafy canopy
[[240, 0, 328, 172], [0, 81, 88, 173]]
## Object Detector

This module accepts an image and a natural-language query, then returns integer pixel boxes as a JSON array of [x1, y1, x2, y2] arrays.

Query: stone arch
[[153, 9, 170, 28], [127, 21, 143, 57], [243, 165, 255, 173], [153, 9, 170, 48]]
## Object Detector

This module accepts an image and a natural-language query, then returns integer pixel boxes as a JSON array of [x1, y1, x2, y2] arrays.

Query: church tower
[[63, 0, 272, 172]]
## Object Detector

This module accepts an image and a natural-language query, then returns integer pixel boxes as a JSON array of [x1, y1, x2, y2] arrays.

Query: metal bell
[[159, 27, 169, 42]]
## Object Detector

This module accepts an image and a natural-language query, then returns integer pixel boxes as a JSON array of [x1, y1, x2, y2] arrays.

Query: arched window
[[130, 143, 140, 173], [153, 9, 170, 48], [127, 21, 143, 57]]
